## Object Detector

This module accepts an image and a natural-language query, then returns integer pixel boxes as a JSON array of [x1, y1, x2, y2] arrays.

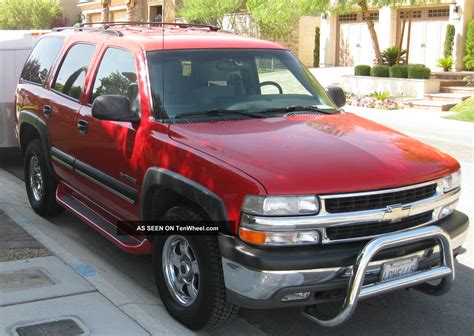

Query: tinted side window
[[21, 37, 64, 84], [53, 44, 95, 100], [90, 48, 140, 113]]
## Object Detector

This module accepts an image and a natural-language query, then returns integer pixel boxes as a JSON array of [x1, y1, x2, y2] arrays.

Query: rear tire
[[24, 139, 62, 217], [152, 206, 238, 331]]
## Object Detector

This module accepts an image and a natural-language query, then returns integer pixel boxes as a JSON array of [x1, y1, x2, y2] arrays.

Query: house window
[[339, 13, 357, 22], [149, 5, 163, 22], [428, 8, 449, 18], [399, 10, 422, 19], [363, 12, 379, 21]]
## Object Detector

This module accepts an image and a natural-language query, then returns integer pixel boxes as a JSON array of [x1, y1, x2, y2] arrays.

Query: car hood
[[169, 113, 459, 195]]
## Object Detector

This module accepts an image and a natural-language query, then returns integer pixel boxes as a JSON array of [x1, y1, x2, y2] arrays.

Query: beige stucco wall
[[111, 9, 128, 21], [319, 13, 337, 67], [60, 0, 81, 23], [78, 0, 177, 23], [298, 16, 320, 67], [452, 0, 474, 70]]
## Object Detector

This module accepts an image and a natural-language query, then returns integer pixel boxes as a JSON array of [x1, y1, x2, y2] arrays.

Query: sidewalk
[[0, 168, 264, 336], [0, 210, 149, 335]]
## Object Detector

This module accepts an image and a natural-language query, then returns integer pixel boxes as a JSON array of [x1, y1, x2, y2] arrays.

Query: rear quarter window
[[21, 37, 64, 85]]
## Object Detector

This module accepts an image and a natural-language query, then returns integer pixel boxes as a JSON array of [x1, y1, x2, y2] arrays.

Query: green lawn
[[444, 96, 474, 122]]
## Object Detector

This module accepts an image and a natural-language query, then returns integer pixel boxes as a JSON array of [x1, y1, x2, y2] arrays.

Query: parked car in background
[[0, 31, 48, 148], [15, 23, 469, 331]]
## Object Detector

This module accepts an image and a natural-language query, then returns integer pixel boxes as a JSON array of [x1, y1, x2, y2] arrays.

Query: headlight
[[242, 195, 320, 216], [443, 170, 461, 193]]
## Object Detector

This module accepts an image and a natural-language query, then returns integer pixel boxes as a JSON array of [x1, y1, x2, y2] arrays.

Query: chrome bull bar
[[301, 225, 454, 327]]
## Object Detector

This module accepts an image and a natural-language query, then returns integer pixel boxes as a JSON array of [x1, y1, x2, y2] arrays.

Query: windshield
[[147, 49, 338, 119]]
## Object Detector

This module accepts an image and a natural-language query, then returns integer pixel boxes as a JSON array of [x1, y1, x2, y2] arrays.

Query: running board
[[56, 183, 150, 253]]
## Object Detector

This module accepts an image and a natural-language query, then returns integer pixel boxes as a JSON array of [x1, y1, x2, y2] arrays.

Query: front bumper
[[220, 210, 469, 310]]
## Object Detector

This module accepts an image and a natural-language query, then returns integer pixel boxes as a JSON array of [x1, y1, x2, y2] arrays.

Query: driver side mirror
[[92, 95, 140, 122], [326, 85, 346, 108]]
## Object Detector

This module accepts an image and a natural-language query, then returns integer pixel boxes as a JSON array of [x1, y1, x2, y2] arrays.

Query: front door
[[73, 47, 142, 220]]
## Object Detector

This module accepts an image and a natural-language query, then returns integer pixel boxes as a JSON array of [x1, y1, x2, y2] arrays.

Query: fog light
[[438, 201, 458, 219], [281, 292, 311, 302]]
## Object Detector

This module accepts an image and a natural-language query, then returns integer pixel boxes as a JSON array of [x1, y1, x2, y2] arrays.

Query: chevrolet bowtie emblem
[[382, 204, 411, 222]]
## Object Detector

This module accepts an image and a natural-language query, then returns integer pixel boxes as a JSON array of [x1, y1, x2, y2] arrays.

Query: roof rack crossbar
[[80, 21, 221, 32], [52, 26, 123, 36]]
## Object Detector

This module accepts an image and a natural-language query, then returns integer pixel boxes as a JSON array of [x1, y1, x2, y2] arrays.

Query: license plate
[[380, 257, 419, 282]]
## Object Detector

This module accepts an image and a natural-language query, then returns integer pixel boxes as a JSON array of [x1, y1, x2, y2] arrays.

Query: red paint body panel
[[169, 113, 459, 195]]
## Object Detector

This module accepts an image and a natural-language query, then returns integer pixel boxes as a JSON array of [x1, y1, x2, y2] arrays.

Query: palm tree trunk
[[358, 0, 382, 64], [396, 12, 407, 64], [127, 0, 136, 22], [101, 0, 110, 22], [406, 10, 412, 65]]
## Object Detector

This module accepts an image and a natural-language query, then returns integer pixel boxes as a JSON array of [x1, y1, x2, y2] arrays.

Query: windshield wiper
[[174, 108, 266, 119], [253, 105, 334, 114]]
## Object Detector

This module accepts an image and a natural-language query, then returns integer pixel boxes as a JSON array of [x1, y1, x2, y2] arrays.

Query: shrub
[[313, 26, 320, 68], [355, 64, 371, 76], [382, 46, 406, 66], [463, 20, 474, 71], [389, 64, 408, 78], [407, 65, 431, 79], [444, 24, 455, 58], [370, 65, 390, 77], [370, 91, 390, 101], [437, 56, 454, 72]]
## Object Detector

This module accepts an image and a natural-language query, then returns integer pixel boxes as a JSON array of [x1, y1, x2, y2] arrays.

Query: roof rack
[[80, 21, 221, 32], [52, 22, 222, 37], [52, 26, 123, 36]]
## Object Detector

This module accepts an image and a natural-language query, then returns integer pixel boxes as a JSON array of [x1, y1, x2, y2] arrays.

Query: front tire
[[152, 206, 238, 331], [24, 139, 62, 217]]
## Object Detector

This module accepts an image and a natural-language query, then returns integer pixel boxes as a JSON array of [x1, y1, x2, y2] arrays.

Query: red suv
[[16, 23, 468, 331]]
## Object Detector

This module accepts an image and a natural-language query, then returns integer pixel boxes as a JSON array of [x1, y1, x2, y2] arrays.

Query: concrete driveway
[[0, 108, 472, 335]]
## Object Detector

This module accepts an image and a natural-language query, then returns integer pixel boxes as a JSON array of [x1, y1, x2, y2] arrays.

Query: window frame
[[86, 46, 140, 110], [20, 36, 65, 87], [51, 42, 97, 103]]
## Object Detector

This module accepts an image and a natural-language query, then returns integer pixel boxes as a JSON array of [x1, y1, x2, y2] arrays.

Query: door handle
[[77, 119, 89, 134], [43, 105, 52, 117]]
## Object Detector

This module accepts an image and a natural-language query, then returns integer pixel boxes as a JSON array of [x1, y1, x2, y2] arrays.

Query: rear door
[[47, 43, 96, 181]]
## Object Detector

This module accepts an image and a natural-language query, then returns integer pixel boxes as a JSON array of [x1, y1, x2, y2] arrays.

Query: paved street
[[0, 108, 473, 335]]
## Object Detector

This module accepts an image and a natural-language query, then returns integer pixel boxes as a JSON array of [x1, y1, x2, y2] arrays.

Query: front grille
[[326, 211, 434, 240], [325, 183, 437, 213]]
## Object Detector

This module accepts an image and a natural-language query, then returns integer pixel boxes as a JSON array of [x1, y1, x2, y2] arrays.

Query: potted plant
[[436, 56, 454, 72]]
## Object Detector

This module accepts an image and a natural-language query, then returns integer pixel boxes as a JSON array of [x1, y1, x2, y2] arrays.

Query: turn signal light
[[239, 227, 321, 246]]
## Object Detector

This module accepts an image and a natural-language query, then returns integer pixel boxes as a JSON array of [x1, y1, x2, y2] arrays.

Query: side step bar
[[56, 183, 151, 254], [301, 225, 454, 327]]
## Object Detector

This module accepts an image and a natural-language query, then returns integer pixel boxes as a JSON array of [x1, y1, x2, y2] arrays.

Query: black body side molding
[[141, 168, 230, 232]]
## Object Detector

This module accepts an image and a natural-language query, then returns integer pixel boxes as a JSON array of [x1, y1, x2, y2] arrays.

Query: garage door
[[338, 12, 380, 66], [397, 7, 450, 69]]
